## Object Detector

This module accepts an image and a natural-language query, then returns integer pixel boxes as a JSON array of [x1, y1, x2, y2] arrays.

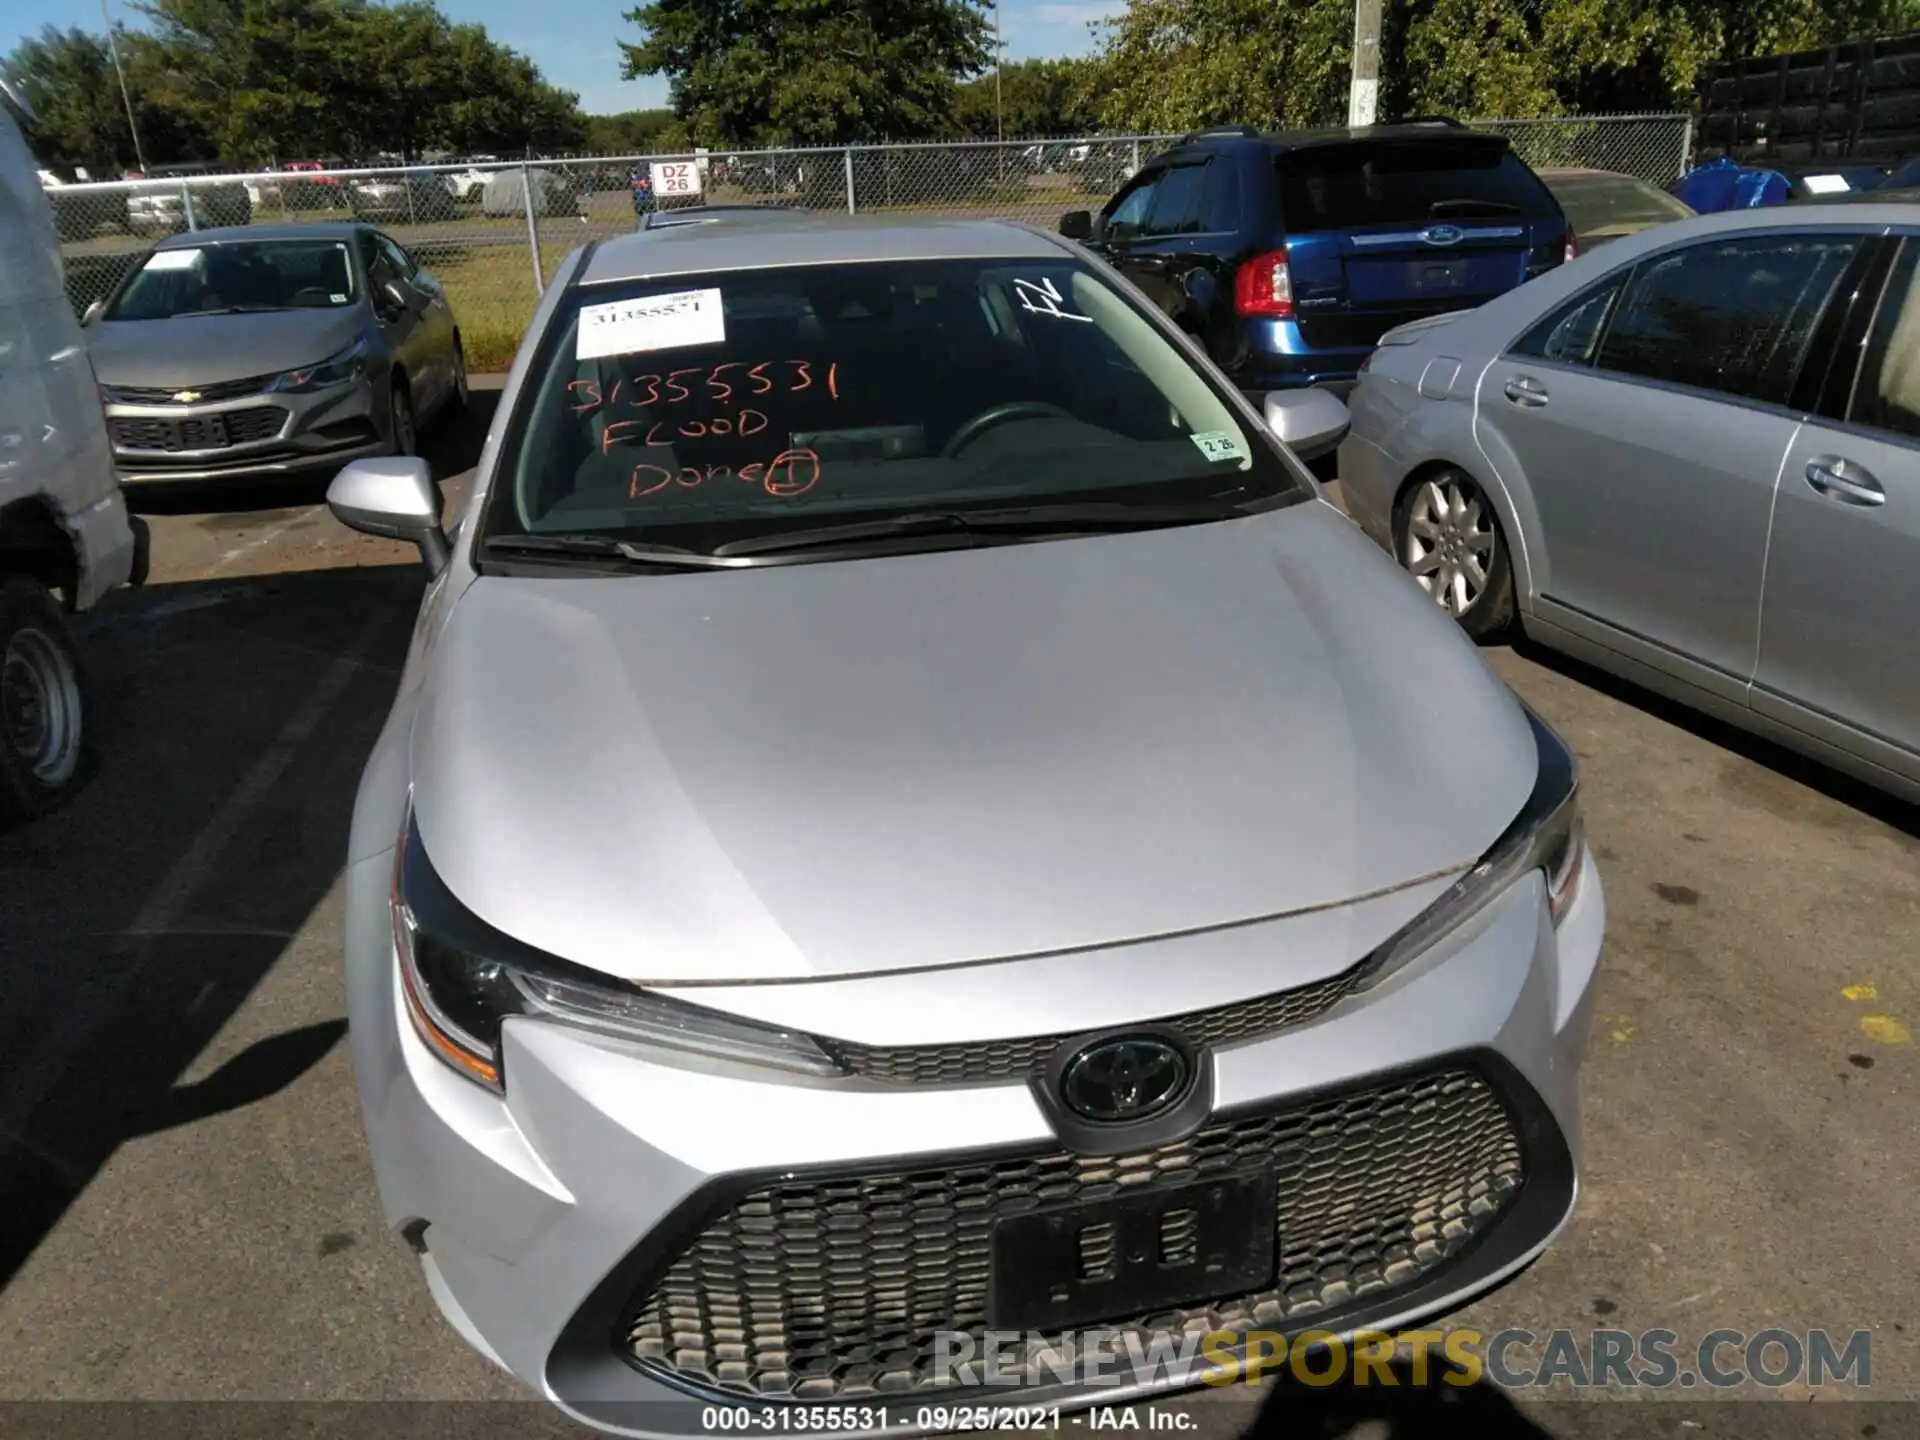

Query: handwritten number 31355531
[[567, 360, 838, 414]]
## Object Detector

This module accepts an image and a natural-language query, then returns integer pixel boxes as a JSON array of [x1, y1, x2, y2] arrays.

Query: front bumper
[[105, 378, 388, 486], [344, 849, 1604, 1436]]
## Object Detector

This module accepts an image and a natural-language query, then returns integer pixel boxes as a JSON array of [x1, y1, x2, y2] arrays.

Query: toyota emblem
[[1060, 1036, 1190, 1123]]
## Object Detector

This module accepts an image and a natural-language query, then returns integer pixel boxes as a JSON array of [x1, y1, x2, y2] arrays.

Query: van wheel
[[1395, 467, 1515, 641], [0, 578, 93, 823]]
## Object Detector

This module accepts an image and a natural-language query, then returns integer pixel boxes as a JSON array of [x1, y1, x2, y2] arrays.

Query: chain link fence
[[1471, 113, 1693, 185], [42, 115, 1691, 369]]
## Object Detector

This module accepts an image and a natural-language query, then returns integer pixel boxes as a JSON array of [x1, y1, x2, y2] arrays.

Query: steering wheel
[[941, 401, 1074, 457]]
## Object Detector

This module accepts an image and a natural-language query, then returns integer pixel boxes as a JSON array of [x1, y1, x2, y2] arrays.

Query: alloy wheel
[[1403, 475, 1497, 617], [2, 626, 82, 786]]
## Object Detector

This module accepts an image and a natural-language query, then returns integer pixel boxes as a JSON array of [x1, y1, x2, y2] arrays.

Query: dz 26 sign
[[649, 161, 703, 198]]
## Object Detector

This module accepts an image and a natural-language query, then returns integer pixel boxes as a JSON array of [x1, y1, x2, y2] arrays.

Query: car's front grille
[[103, 375, 272, 405], [623, 1066, 1527, 1400], [111, 404, 286, 453], [829, 966, 1365, 1086]]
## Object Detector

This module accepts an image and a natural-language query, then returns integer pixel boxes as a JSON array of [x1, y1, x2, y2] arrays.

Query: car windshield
[[480, 255, 1309, 556], [105, 240, 357, 320]]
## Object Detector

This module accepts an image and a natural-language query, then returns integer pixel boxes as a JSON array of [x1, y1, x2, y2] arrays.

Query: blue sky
[[3, 0, 1121, 115]]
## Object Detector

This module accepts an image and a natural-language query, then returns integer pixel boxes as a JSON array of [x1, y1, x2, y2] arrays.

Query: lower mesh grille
[[624, 1067, 1527, 1400], [110, 404, 286, 452], [829, 965, 1365, 1086]]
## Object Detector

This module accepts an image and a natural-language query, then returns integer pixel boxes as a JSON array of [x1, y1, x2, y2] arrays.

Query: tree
[[951, 57, 1100, 137], [74, 0, 591, 165], [2, 25, 214, 174], [619, 0, 995, 145], [585, 108, 688, 152], [1084, 0, 1920, 134], [1088, 0, 1350, 133]]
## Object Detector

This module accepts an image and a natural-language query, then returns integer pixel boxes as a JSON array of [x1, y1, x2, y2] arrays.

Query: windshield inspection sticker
[[1191, 430, 1246, 462], [577, 287, 726, 360], [1012, 276, 1093, 323], [145, 248, 203, 271]]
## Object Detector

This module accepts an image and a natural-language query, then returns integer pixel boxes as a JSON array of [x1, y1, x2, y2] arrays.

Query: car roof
[[154, 221, 362, 247], [1168, 122, 1509, 157], [578, 213, 1068, 285]]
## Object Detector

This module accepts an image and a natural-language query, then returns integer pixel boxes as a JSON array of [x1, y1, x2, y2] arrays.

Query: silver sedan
[[85, 222, 467, 486], [1340, 203, 1920, 803], [320, 213, 1604, 1432]]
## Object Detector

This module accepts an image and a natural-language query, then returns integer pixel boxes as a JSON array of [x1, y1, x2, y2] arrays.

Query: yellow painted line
[[1842, 983, 1878, 1002], [1859, 1014, 1911, 1045]]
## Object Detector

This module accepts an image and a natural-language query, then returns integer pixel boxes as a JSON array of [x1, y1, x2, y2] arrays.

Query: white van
[[0, 78, 146, 821]]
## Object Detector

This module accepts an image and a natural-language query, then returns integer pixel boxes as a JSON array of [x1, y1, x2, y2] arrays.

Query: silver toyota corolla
[[1339, 203, 1920, 804], [86, 222, 467, 486], [326, 213, 1605, 1435]]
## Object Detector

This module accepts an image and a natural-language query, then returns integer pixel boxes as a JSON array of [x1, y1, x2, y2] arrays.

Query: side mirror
[[379, 280, 412, 316], [1059, 209, 1093, 240], [327, 456, 449, 574], [81, 300, 104, 325], [1261, 389, 1350, 463]]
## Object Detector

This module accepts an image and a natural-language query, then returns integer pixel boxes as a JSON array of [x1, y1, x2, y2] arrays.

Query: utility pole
[[994, 0, 1004, 145], [1348, 0, 1382, 128], [100, 0, 147, 173]]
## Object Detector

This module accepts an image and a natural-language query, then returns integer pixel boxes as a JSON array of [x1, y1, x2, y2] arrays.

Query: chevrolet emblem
[[170, 389, 202, 404]]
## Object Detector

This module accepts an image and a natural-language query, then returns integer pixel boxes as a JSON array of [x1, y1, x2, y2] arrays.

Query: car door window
[[1593, 233, 1859, 406], [363, 232, 409, 311], [1846, 238, 1920, 441], [1512, 273, 1629, 366], [1104, 175, 1161, 238], [1143, 165, 1207, 237], [1198, 158, 1242, 234], [377, 234, 418, 280]]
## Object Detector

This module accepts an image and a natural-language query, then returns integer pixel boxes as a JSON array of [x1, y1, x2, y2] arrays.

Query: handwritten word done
[[632, 447, 822, 501]]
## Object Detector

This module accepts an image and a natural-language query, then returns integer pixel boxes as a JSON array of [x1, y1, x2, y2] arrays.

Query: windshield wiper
[[171, 305, 296, 317], [711, 498, 1257, 558], [482, 532, 745, 570]]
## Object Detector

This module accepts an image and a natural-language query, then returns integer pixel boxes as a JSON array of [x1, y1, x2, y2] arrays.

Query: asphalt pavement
[[0, 378, 1913, 1437]]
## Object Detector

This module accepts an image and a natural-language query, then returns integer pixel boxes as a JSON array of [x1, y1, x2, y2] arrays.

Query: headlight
[[390, 818, 845, 1092], [1352, 703, 1585, 992], [265, 334, 369, 394]]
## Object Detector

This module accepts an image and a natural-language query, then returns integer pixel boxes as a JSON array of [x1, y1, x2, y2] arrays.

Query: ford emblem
[[1420, 225, 1465, 247]]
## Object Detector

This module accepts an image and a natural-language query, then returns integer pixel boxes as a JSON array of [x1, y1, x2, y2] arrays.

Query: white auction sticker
[[1799, 173, 1850, 194], [145, 248, 203, 272], [576, 287, 726, 360], [1190, 430, 1246, 462]]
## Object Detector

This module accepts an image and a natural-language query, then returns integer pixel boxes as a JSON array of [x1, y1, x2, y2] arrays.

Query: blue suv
[[1061, 122, 1574, 395]]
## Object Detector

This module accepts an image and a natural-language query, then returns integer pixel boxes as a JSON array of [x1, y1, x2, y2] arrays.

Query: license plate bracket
[[987, 1172, 1276, 1332]]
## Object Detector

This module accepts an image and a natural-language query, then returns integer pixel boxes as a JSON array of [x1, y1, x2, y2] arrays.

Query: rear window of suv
[[1278, 139, 1560, 230]]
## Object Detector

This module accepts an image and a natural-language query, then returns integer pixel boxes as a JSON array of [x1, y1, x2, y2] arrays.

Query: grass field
[[434, 253, 543, 370]]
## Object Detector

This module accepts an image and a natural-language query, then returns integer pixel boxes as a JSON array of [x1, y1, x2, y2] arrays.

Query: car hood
[[409, 503, 1537, 983], [88, 309, 365, 388]]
